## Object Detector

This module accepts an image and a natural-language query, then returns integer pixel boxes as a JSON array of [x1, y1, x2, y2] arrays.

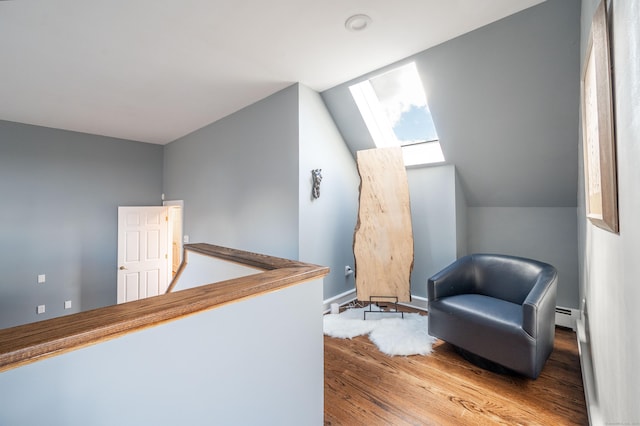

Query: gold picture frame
[[581, 0, 618, 233]]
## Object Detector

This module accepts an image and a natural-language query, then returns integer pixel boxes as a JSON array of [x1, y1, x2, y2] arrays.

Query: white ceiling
[[0, 0, 545, 144]]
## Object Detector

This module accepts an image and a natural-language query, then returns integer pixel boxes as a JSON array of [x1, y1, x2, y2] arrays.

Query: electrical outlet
[[183, 235, 190, 243], [38, 274, 46, 284], [64, 300, 72, 309], [37, 305, 46, 314]]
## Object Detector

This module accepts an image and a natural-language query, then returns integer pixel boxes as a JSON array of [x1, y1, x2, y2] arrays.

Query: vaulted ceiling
[[0, 0, 545, 144], [322, 0, 580, 207]]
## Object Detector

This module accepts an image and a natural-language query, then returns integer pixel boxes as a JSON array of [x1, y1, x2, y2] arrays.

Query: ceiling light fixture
[[345, 14, 372, 32]]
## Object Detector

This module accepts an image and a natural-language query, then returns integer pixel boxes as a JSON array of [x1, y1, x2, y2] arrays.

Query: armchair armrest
[[428, 255, 476, 301], [522, 267, 558, 338]]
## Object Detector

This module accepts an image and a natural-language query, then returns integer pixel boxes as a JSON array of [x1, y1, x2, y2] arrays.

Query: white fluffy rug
[[323, 306, 436, 356]]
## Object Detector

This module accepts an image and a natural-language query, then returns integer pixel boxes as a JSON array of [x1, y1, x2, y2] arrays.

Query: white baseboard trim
[[323, 291, 428, 313], [325, 295, 580, 328], [576, 317, 602, 426], [322, 289, 356, 313], [400, 295, 428, 312]]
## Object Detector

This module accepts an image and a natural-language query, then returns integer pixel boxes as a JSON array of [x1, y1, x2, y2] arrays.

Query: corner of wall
[[454, 166, 469, 258], [297, 83, 360, 301]]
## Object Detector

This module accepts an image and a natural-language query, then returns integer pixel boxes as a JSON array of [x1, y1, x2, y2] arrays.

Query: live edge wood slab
[[353, 147, 413, 303], [0, 243, 329, 373]]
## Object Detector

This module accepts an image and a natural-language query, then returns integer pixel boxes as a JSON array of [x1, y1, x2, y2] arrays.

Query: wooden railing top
[[0, 243, 329, 373]]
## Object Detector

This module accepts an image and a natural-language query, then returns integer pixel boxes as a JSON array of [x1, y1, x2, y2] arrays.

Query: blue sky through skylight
[[392, 104, 439, 142], [368, 62, 438, 144]]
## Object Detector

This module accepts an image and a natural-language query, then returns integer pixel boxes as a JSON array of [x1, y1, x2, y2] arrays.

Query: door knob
[[119, 266, 127, 270]]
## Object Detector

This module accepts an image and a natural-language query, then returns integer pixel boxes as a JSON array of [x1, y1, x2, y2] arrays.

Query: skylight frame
[[349, 62, 445, 167]]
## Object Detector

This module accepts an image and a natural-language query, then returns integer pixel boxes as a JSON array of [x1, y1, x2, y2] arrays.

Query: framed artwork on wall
[[581, 0, 618, 233]]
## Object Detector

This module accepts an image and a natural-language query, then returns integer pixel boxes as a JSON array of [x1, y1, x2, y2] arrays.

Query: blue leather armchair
[[427, 254, 557, 379]]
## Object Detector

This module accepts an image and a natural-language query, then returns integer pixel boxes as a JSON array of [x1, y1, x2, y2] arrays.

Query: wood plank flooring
[[324, 307, 587, 425]]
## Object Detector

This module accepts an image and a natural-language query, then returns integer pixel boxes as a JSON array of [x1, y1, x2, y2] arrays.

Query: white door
[[117, 206, 169, 304]]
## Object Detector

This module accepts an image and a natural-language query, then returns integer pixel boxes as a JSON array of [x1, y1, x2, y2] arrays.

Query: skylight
[[349, 62, 444, 166]]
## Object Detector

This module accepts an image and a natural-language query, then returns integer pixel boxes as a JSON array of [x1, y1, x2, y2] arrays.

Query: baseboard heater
[[555, 306, 579, 330]]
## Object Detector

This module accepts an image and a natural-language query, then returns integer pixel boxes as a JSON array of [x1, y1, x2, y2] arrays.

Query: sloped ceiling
[[0, 0, 545, 144], [322, 0, 580, 207]]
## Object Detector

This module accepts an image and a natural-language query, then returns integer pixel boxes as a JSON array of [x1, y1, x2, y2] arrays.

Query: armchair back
[[470, 254, 552, 305]]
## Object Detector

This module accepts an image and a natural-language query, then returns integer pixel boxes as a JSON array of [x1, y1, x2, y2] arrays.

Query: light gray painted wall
[[0, 278, 324, 425], [468, 207, 579, 308], [298, 84, 360, 300], [420, 0, 580, 208], [170, 251, 261, 292], [578, 0, 640, 422], [455, 171, 468, 258], [163, 86, 299, 260], [0, 121, 163, 328], [407, 165, 458, 298]]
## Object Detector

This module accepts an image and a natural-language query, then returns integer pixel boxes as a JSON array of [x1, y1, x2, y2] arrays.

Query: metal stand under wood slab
[[364, 296, 404, 320]]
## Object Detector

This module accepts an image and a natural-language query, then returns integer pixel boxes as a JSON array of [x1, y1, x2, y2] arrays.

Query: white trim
[[349, 81, 398, 148], [576, 317, 602, 426], [399, 295, 429, 312], [163, 200, 184, 283], [162, 199, 184, 208], [322, 289, 357, 313], [323, 296, 580, 326]]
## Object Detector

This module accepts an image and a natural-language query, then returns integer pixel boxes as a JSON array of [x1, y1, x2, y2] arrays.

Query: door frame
[[116, 201, 184, 303], [163, 200, 184, 282]]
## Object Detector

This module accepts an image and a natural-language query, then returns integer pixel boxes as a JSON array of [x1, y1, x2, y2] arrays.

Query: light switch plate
[[38, 274, 46, 284]]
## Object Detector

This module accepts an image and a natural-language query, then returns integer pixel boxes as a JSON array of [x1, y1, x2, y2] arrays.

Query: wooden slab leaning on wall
[[353, 147, 413, 303]]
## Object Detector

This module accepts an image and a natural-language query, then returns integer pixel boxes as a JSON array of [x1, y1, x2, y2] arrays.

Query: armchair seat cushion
[[432, 294, 523, 335], [429, 294, 536, 376]]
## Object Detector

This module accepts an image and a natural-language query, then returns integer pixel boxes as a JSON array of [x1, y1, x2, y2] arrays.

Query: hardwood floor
[[324, 307, 588, 425]]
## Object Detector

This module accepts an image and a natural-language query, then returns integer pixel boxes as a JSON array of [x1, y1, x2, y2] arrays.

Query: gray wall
[[421, 0, 580, 208], [421, 0, 581, 308], [323, 0, 581, 307], [455, 170, 468, 258], [426, 0, 581, 309], [407, 165, 458, 298], [0, 121, 163, 328], [468, 207, 578, 308], [164, 84, 361, 303], [171, 252, 261, 292], [425, 0, 581, 307], [298, 84, 360, 300], [163, 86, 300, 260], [578, 0, 640, 422], [0, 278, 324, 425]]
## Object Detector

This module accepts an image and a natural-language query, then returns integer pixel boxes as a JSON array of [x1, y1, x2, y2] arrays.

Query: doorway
[[164, 200, 184, 278], [116, 202, 183, 304]]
